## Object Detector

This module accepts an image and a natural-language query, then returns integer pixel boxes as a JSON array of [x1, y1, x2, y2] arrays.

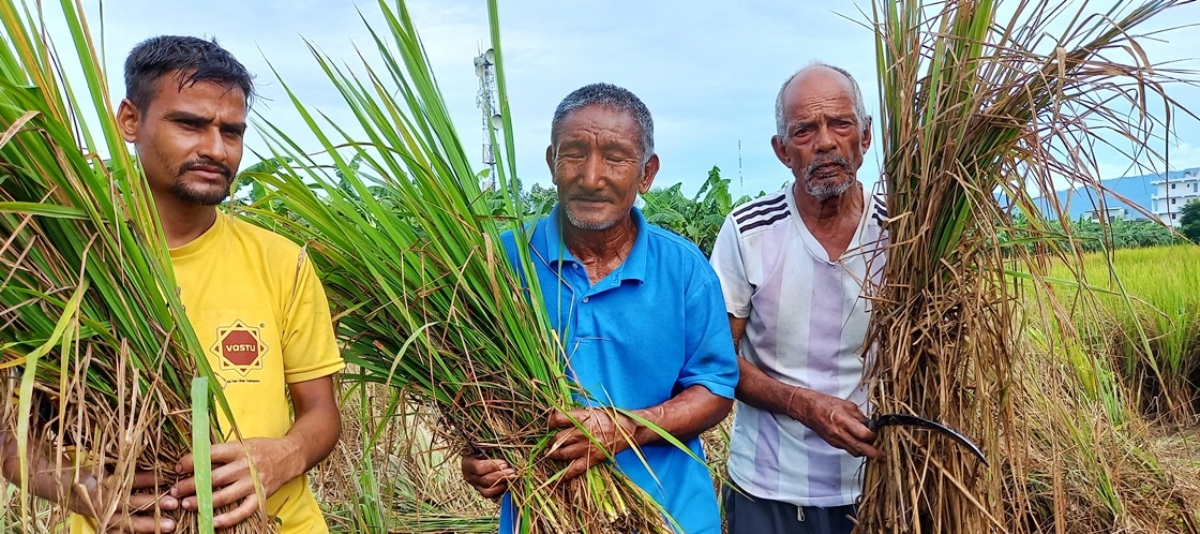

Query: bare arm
[[0, 421, 178, 532], [174, 374, 341, 528], [728, 314, 880, 459], [545, 384, 733, 481]]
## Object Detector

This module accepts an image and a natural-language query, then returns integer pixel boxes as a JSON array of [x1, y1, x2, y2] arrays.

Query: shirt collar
[[537, 204, 648, 284]]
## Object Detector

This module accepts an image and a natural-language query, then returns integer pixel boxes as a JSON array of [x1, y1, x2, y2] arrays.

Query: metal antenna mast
[[474, 48, 500, 190]]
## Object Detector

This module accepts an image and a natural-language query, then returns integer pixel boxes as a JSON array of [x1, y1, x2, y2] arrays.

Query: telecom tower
[[474, 48, 500, 190]]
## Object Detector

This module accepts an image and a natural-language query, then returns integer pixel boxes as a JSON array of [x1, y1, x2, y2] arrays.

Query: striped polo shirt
[[709, 183, 887, 507]]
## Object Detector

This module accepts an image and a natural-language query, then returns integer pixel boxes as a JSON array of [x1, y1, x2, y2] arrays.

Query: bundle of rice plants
[[860, 1, 1196, 532], [239, 1, 676, 532], [0, 1, 266, 532]]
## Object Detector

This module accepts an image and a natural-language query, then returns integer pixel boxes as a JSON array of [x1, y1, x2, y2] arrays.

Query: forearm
[[280, 408, 338, 475], [279, 376, 340, 482], [1, 427, 95, 513], [626, 385, 732, 447], [734, 357, 807, 419]]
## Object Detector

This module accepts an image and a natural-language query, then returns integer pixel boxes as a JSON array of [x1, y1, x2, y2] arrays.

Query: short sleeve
[[677, 273, 739, 399], [280, 247, 344, 383], [709, 215, 753, 318]]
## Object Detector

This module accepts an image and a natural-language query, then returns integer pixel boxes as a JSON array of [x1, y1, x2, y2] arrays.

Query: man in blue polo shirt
[[461, 83, 739, 533]]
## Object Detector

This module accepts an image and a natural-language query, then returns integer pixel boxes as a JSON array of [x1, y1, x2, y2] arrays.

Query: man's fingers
[[844, 418, 877, 443], [548, 408, 590, 429], [107, 514, 175, 533], [859, 443, 883, 459], [212, 492, 260, 530], [170, 476, 196, 499], [464, 471, 510, 499], [547, 428, 583, 456], [546, 410, 570, 429], [560, 458, 590, 482], [476, 481, 508, 499], [462, 456, 515, 497], [123, 492, 178, 513], [175, 453, 195, 475], [176, 442, 245, 475], [474, 473, 511, 498], [462, 456, 511, 477], [206, 478, 254, 510], [844, 439, 882, 459], [207, 442, 248, 463], [207, 458, 250, 489], [546, 439, 594, 462], [173, 455, 248, 501], [129, 470, 162, 490], [470, 468, 515, 490]]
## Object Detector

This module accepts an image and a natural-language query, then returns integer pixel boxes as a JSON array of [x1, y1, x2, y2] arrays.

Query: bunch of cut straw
[[239, 1, 672, 532], [861, 1, 1196, 532], [0, 1, 264, 532]]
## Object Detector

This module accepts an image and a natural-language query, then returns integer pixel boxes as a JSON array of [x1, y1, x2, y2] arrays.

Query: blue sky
[[68, 1, 1200, 198]]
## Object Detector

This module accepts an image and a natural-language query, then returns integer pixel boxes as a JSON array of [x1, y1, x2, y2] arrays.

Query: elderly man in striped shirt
[[710, 63, 888, 534]]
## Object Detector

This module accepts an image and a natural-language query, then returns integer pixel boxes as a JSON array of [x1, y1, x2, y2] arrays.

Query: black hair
[[551, 83, 654, 164], [124, 35, 254, 111]]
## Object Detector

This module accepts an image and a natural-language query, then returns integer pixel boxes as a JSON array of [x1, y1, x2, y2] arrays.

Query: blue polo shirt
[[497, 205, 738, 534]]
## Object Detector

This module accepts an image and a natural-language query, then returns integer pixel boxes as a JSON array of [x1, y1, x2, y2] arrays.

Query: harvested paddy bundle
[[0, 2, 264, 532], [860, 1, 1195, 532], [241, 1, 672, 532]]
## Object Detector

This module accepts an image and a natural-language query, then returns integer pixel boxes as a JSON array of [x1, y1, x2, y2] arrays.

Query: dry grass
[[860, 1, 1199, 532], [1010, 329, 1200, 533], [312, 379, 495, 533]]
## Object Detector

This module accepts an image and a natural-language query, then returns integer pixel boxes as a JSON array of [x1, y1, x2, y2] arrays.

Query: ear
[[545, 145, 557, 185], [638, 154, 660, 194], [771, 135, 791, 168], [117, 99, 140, 143], [860, 117, 873, 152]]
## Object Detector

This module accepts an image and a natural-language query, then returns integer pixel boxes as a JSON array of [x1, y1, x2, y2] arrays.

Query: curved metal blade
[[868, 413, 988, 466]]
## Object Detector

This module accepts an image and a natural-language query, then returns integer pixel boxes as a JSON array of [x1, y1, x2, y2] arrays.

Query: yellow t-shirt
[[73, 212, 343, 533]]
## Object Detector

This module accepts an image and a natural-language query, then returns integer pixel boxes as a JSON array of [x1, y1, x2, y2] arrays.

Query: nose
[[813, 124, 836, 153], [196, 126, 227, 163], [578, 152, 605, 190]]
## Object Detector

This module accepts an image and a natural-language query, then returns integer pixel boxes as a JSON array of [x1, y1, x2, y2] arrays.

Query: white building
[[1152, 168, 1200, 227], [1083, 206, 1129, 222]]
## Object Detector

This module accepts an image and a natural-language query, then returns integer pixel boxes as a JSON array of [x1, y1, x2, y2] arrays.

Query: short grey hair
[[551, 83, 654, 164], [775, 63, 869, 137]]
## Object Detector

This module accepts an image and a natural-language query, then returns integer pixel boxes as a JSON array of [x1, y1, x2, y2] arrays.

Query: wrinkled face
[[118, 72, 247, 206], [772, 68, 871, 201], [547, 105, 658, 231]]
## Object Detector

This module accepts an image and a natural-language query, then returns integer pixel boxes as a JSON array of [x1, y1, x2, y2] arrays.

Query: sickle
[[865, 413, 988, 466]]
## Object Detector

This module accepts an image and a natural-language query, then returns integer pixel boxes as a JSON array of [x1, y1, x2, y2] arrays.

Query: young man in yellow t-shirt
[[0, 35, 343, 533]]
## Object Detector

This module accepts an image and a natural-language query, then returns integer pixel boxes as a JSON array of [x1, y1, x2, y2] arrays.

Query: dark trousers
[[723, 484, 857, 534]]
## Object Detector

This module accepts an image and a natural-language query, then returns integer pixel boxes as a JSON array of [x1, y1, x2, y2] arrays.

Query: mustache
[[179, 158, 233, 180], [568, 194, 612, 203], [804, 155, 850, 177]]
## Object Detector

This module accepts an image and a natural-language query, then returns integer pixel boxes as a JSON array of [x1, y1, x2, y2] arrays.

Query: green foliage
[[1180, 200, 1200, 244], [0, 0, 246, 530], [865, 0, 1197, 531], [640, 166, 756, 254], [523, 183, 558, 220], [1048, 245, 1200, 419], [239, 0, 675, 531], [1002, 216, 1186, 253]]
